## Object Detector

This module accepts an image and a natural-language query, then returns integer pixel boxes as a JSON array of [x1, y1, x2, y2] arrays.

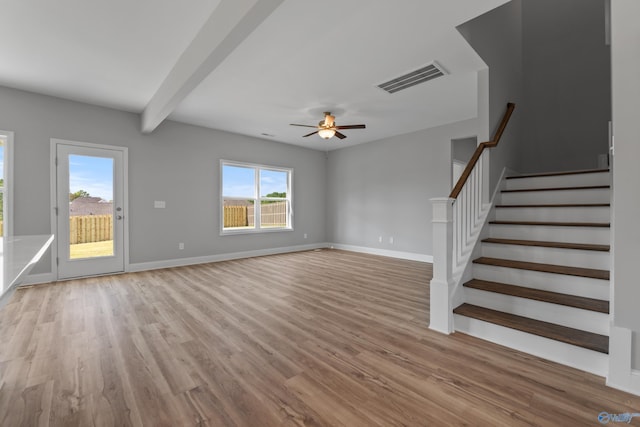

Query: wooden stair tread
[[463, 279, 609, 313], [453, 304, 609, 353], [506, 169, 609, 179], [502, 185, 609, 193], [473, 257, 610, 280], [495, 203, 610, 208], [490, 220, 610, 228], [482, 238, 610, 252]]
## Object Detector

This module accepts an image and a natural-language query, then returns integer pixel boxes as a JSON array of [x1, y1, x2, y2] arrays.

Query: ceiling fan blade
[[334, 131, 347, 139], [335, 124, 366, 130], [303, 131, 319, 137], [290, 124, 318, 128]]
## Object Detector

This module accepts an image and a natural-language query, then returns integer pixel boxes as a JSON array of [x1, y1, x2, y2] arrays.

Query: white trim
[[607, 325, 640, 396], [492, 166, 511, 202], [0, 130, 14, 237], [328, 243, 432, 263], [609, 371, 640, 396], [49, 140, 57, 279], [129, 243, 328, 273], [20, 272, 56, 286], [220, 159, 293, 235], [0, 285, 17, 309], [23, 243, 429, 281], [50, 138, 130, 279]]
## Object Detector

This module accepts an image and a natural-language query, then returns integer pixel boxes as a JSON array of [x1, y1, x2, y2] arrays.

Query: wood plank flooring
[[1, 249, 639, 426]]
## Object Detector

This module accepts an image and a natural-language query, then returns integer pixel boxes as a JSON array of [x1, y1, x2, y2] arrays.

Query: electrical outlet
[[304, 233, 308, 239], [378, 236, 383, 243], [389, 236, 394, 244], [179, 242, 184, 250]]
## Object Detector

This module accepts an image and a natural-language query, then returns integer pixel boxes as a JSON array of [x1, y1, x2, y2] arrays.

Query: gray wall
[[520, 0, 610, 172], [0, 85, 326, 274], [458, 0, 524, 191], [459, 0, 610, 178], [326, 119, 478, 256], [611, 0, 640, 369], [452, 137, 477, 164]]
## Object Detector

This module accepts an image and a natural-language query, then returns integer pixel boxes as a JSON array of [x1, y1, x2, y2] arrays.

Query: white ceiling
[[0, 0, 509, 151]]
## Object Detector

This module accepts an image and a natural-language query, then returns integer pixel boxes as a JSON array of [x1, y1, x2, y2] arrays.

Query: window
[[221, 160, 292, 233]]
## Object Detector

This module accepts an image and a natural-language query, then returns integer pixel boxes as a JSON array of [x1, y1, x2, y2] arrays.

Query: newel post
[[429, 197, 455, 334]]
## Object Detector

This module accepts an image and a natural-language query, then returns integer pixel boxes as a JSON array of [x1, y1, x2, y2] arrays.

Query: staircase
[[452, 168, 611, 375]]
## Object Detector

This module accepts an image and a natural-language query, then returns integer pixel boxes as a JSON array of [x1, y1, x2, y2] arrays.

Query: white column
[[429, 197, 455, 334]]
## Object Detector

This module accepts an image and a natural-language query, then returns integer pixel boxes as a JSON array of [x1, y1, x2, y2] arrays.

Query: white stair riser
[[454, 315, 608, 376], [481, 244, 610, 270], [505, 172, 610, 190], [495, 206, 610, 222], [489, 224, 610, 245], [500, 188, 610, 205], [472, 264, 609, 300], [464, 288, 609, 335]]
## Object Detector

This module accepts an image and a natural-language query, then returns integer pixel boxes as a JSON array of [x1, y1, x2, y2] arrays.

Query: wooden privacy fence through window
[[224, 201, 287, 228], [70, 215, 113, 244], [259, 201, 287, 227], [224, 206, 249, 227]]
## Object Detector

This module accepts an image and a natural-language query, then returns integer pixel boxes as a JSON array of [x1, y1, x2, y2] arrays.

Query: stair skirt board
[[494, 206, 610, 222], [464, 287, 609, 335], [504, 171, 610, 190], [500, 188, 610, 205], [472, 264, 609, 300], [454, 314, 609, 376], [481, 243, 610, 270], [489, 224, 610, 245]]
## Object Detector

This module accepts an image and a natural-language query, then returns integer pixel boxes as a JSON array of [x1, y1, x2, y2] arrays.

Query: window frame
[[0, 131, 14, 238], [220, 160, 293, 235]]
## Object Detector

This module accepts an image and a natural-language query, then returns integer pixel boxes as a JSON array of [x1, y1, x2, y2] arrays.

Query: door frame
[[50, 138, 129, 280]]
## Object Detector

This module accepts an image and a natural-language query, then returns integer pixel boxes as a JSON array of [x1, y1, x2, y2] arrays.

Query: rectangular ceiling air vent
[[377, 62, 447, 94]]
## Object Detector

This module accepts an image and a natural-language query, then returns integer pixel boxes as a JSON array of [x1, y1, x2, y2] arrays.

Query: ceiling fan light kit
[[290, 111, 366, 140], [318, 128, 336, 139]]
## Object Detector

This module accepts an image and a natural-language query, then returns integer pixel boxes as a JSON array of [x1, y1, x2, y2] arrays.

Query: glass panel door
[[56, 142, 125, 279]]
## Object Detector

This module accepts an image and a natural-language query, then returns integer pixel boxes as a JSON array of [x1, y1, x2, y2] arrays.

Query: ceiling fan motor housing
[[290, 112, 365, 140]]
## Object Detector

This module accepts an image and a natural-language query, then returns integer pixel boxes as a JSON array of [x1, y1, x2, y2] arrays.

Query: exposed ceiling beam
[[141, 0, 284, 133]]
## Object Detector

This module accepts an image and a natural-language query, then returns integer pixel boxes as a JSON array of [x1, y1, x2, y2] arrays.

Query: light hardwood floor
[[1, 249, 639, 426]]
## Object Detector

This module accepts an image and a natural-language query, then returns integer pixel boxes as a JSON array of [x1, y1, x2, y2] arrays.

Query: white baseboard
[[15, 243, 429, 287], [607, 326, 640, 396], [608, 370, 640, 396], [128, 242, 329, 273], [20, 272, 56, 286], [328, 243, 432, 263], [0, 285, 17, 309]]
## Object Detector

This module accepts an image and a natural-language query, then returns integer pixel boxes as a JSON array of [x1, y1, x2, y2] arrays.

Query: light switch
[[154, 200, 166, 209]]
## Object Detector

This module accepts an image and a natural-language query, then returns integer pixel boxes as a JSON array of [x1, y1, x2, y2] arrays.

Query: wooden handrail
[[449, 102, 515, 199]]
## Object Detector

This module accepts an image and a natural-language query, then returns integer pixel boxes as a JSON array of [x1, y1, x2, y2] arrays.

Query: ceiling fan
[[290, 112, 366, 140]]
